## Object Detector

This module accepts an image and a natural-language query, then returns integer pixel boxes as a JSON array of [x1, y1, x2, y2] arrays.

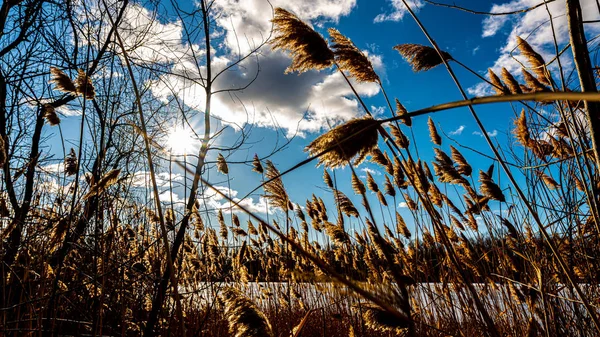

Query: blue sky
[[41, 0, 600, 235]]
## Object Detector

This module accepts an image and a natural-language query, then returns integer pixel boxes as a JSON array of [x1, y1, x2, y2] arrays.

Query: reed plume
[[501, 68, 522, 94], [433, 149, 468, 185], [263, 160, 291, 211], [84, 169, 121, 199], [516, 36, 550, 85], [396, 212, 411, 239], [50, 67, 77, 93], [305, 116, 379, 168], [359, 303, 410, 333], [271, 8, 334, 73], [328, 28, 379, 82], [333, 190, 358, 217], [428, 117, 441, 145], [351, 170, 366, 195], [366, 172, 379, 193], [75, 69, 95, 99], [479, 170, 505, 202], [325, 222, 350, 245], [489, 69, 509, 95], [384, 175, 396, 197], [323, 169, 333, 188], [394, 44, 452, 72], [217, 153, 229, 174], [514, 109, 530, 146], [220, 287, 274, 337], [43, 104, 60, 126], [395, 98, 412, 126], [370, 148, 389, 168], [64, 148, 78, 176], [389, 125, 409, 149], [376, 190, 388, 206], [450, 146, 472, 176], [522, 69, 550, 93], [537, 170, 560, 190], [251, 154, 263, 174]]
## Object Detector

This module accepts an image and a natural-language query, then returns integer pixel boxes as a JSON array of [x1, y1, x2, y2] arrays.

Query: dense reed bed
[[2, 0, 600, 336]]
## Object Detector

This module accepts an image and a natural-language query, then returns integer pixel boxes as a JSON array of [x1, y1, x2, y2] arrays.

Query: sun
[[166, 125, 196, 155]]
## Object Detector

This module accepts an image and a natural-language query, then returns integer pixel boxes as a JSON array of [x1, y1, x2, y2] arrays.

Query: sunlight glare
[[166, 126, 195, 155]]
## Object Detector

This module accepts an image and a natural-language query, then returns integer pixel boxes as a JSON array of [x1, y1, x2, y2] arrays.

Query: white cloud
[[481, 2, 517, 38], [57, 105, 81, 117], [139, 0, 384, 137], [156, 190, 185, 205], [473, 130, 498, 137], [374, 0, 424, 23], [482, 0, 600, 76], [113, 5, 201, 65], [467, 82, 493, 97], [399, 202, 408, 208], [41, 163, 65, 174], [371, 105, 386, 116], [361, 167, 381, 176], [449, 125, 465, 136], [202, 185, 272, 214], [364, 49, 386, 77], [130, 171, 183, 188]]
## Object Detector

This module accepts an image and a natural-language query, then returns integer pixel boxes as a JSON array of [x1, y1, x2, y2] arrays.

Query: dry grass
[[3, 4, 600, 337]]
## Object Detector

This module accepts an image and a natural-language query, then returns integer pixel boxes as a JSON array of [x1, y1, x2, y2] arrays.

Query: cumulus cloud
[[111, 5, 201, 65], [130, 171, 183, 188], [371, 105, 386, 116], [449, 125, 465, 136], [156, 190, 185, 205], [41, 163, 65, 175], [202, 185, 272, 214], [473, 129, 498, 137], [467, 82, 493, 97], [360, 167, 381, 176], [127, 0, 384, 136], [481, 0, 600, 76], [481, 2, 515, 38], [399, 201, 408, 208], [374, 0, 424, 23]]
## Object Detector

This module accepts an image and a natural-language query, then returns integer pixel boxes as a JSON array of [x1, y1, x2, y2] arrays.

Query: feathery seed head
[[521, 69, 550, 93], [43, 104, 60, 126], [271, 8, 334, 74], [328, 28, 379, 82], [359, 303, 410, 333], [501, 68, 522, 94], [351, 170, 366, 195], [390, 125, 409, 149], [479, 170, 505, 202], [305, 116, 380, 168], [220, 287, 274, 337], [516, 36, 550, 85], [394, 44, 452, 72], [514, 109, 530, 146], [264, 160, 291, 211], [75, 69, 95, 99], [488, 68, 509, 95], [252, 154, 263, 174], [428, 117, 441, 146], [50, 67, 77, 93], [64, 148, 78, 176], [217, 153, 229, 174], [450, 146, 472, 176]]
